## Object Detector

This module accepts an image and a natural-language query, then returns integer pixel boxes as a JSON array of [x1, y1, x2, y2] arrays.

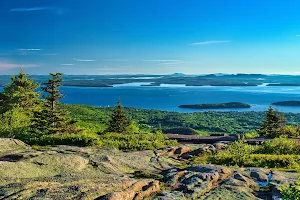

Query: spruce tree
[[42, 73, 65, 111], [107, 98, 130, 133], [0, 69, 40, 114], [31, 73, 76, 135], [258, 106, 286, 138]]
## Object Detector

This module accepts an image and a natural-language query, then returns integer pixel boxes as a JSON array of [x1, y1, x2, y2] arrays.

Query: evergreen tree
[[107, 98, 130, 133], [0, 69, 40, 114], [31, 73, 76, 135], [42, 73, 65, 111], [258, 106, 286, 138]]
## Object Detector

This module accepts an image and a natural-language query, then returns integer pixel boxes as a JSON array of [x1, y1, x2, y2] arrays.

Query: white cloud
[[0, 61, 39, 71], [60, 64, 74, 66], [10, 7, 57, 12], [142, 60, 180, 62], [73, 58, 96, 62], [190, 40, 231, 45], [41, 53, 57, 56], [10, 7, 65, 15], [18, 48, 43, 51]]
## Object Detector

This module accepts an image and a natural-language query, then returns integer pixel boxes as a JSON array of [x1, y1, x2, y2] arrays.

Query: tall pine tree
[[0, 69, 40, 114], [31, 73, 76, 135], [107, 98, 130, 133]]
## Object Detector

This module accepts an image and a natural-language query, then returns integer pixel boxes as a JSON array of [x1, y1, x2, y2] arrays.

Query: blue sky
[[1, 0, 300, 75]]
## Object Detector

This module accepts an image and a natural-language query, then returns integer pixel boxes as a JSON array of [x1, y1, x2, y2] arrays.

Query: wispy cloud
[[190, 40, 231, 45], [18, 48, 43, 51], [73, 58, 96, 62], [104, 59, 128, 61], [159, 62, 184, 65], [10, 7, 56, 12], [0, 61, 39, 71], [10, 7, 66, 15], [41, 53, 57, 56], [60, 64, 74, 66], [142, 60, 180, 62], [142, 59, 184, 66]]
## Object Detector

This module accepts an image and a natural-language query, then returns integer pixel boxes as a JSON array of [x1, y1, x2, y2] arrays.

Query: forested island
[[179, 102, 251, 109], [272, 101, 300, 106]]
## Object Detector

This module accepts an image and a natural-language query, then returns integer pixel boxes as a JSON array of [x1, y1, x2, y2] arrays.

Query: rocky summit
[[0, 138, 299, 200]]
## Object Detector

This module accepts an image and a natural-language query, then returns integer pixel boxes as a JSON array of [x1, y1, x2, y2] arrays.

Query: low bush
[[23, 132, 102, 146], [208, 140, 256, 166], [279, 180, 300, 200], [245, 131, 260, 139], [0, 106, 31, 138], [282, 125, 300, 138], [210, 153, 300, 169], [100, 131, 177, 151], [205, 138, 300, 169], [257, 137, 300, 155]]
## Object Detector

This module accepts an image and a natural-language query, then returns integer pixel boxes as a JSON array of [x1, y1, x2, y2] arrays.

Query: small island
[[179, 102, 251, 109], [267, 84, 300, 86], [272, 101, 300, 106]]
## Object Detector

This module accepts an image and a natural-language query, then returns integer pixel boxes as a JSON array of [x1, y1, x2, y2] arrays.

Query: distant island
[[272, 101, 300, 106], [267, 84, 300, 86], [179, 102, 251, 109]]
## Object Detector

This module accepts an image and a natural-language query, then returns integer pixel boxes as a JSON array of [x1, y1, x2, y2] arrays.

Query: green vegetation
[[244, 131, 260, 139], [179, 102, 251, 109], [107, 98, 130, 133], [279, 180, 300, 200], [192, 138, 300, 170], [31, 73, 78, 135], [0, 70, 176, 151], [257, 106, 300, 138], [60, 104, 300, 135], [257, 106, 286, 138], [0, 69, 40, 114]]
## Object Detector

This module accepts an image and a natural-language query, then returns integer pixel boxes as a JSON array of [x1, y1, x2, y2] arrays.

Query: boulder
[[213, 142, 228, 150], [249, 170, 269, 182], [134, 180, 160, 200], [154, 191, 185, 200], [174, 147, 191, 156]]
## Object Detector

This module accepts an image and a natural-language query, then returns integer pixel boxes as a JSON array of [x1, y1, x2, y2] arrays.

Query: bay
[[1, 84, 300, 113]]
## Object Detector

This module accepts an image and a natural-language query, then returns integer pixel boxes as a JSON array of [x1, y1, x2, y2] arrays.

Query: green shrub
[[208, 139, 300, 169], [100, 131, 177, 151], [209, 140, 256, 166], [282, 125, 300, 138], [23, 132, 101, 146], [0, 106, 31, 138], [249, 154, 300, 168], [245, 131, 260, 139], [279, 180, 300, 200], [210, 153, 300, 169], [257, 137, 300, 155]]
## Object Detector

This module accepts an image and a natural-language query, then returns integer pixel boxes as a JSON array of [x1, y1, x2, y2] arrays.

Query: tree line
[[0, 70, 175, 149]]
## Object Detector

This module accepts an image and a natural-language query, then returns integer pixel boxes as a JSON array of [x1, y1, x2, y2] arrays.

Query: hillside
[[63, 104, 300, 135]]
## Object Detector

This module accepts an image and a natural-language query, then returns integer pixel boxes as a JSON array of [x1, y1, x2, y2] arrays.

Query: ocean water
[[1, 85, 300, 113]]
